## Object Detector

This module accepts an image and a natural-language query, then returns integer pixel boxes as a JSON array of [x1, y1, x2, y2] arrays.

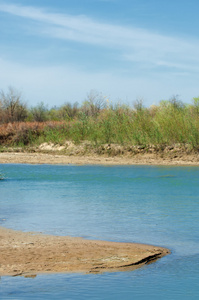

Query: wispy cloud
[[1, 2, 199, 72], [1, 2, 199, 105]]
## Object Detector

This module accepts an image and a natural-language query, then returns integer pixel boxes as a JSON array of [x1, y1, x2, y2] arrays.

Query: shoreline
[[0, 227, 170, 277], [0, 151, 199, 165]]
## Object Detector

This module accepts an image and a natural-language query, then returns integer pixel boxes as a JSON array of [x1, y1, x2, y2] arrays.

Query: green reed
[[1, 98, 199, 150]]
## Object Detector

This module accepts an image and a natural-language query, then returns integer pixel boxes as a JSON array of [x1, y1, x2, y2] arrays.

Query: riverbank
[[0, 227, 169, 277], [0, 151, 199, 165]]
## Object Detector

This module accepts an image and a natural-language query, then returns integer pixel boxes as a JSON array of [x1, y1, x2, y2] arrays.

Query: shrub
[[0, 87, 28, 123]]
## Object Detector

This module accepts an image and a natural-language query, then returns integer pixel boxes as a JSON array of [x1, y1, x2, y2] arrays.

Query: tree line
[[1, 86, 199, 149], [0, 87, 106, 123]]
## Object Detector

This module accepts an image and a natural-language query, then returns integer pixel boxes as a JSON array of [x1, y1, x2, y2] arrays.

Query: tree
[[169, 95, 184, 110], [81, 90, 106, 117], [30, 102, 49, 122], [0, 87, 27, 123], [133, 99, 144, 112], [59, 102, 79, 120]]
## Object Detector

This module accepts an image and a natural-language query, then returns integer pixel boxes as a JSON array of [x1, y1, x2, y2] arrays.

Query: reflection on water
[[0, 164, 199, 299]]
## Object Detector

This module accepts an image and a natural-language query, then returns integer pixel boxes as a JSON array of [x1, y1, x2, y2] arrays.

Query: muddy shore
[[0, 151, 199, 165], [0, 227, 170, 277]]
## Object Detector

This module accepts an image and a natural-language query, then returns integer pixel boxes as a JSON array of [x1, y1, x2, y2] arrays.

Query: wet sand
[[0, 151, 199, 165], [0, 227, 170, 277], [0, 151, 176, 277]]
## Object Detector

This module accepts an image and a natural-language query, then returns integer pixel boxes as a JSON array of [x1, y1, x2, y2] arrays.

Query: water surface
[[0, 164, 199, 299]]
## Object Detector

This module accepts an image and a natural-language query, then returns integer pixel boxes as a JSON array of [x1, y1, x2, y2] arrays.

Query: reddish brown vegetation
[[0, 121, 66, 145]]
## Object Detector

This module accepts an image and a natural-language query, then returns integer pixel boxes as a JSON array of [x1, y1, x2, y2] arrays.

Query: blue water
[[0, 164, 199, 299]]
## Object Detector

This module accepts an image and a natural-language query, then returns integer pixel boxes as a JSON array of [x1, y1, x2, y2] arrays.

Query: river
[[0, 164, 199, 299]]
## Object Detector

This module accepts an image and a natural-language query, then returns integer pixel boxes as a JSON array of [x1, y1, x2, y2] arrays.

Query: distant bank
[[0, 144, 199, 166]]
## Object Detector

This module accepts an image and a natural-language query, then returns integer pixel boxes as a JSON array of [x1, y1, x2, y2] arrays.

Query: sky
[[0, 0, 199, 107]]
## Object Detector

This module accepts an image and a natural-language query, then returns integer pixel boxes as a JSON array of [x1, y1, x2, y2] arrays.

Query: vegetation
[[0, 87, 199, 152]]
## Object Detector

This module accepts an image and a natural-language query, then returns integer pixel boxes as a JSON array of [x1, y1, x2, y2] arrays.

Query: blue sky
[[0, 0, 199, 107]]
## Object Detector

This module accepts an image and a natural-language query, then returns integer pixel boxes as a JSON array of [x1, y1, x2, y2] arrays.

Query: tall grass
[[0, 99, 199, 150]]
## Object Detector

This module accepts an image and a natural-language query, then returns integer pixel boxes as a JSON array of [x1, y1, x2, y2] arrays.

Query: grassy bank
[[0, 97, 199, 155]]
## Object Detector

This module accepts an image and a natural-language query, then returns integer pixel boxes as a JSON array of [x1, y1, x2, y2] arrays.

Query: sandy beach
[[0, 227, 169, 277], [0, 151, 199, 165]]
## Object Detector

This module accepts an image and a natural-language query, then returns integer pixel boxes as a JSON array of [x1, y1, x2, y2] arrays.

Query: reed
[[0, 98, 199, 150]]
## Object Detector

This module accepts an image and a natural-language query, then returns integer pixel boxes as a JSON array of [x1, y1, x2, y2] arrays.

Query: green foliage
[[30, 102, 49, 122], [59, 102, 79, 120], [0, 86, 28, 123], [1, 87, 199, 150], [192, 97, 199, 115]]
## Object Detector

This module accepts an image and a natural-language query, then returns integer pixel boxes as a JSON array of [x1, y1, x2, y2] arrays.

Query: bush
[[0, 87, 28, 123], [0, 89, 199, 150]]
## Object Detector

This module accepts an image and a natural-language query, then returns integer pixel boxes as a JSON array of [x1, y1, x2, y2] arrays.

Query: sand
[[0, 151, 199, 165], [0, 227, 170, 277], [0, 151, 174, 277]]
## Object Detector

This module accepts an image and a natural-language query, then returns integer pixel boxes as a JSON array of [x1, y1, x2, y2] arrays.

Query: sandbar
[[0, 227, 170, 277]]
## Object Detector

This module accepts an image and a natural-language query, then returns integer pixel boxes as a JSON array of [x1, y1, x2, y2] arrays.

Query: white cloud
[[0, 2, 199, 106], [0, 2, 199, 72]]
